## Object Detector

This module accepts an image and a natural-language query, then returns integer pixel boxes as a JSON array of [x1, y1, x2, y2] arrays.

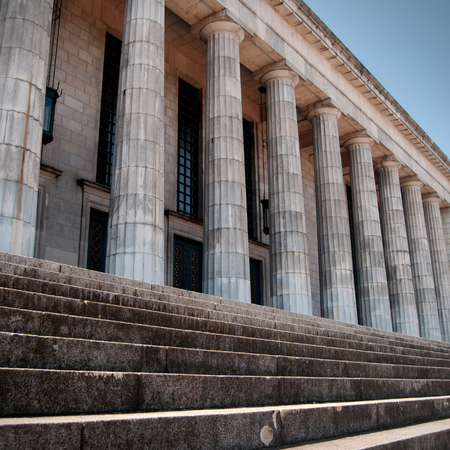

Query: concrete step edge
[[1, 396, 450, 450], [3, 309, 450, 374], [278, 418, 450, 449], [2, 254, 449, 352], [3, 367, 450, 418], [2, 283, 450, 361]]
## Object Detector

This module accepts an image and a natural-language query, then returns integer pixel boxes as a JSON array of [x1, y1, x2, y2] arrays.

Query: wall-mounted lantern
[[43, 0, 62, 146], [42, 86, 61, 145]]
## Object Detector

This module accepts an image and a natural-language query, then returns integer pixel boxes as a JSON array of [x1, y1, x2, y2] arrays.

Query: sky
[[303, 0, 450, 158]]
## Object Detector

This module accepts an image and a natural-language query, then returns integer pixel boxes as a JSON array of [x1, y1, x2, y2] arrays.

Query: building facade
[[1, 0, 450, 340]]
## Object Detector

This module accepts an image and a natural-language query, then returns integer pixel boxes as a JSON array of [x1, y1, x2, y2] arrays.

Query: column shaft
[[375, 162, 420, 336], [423, 197, 450, 342], [0, 0, 54, 255], [202, 22, 251, 302], [107, 0, 165, 283], [401, 180, 441, 340], [307, 107, 357, 324], [262, 70, 312, 314], [345, 138, 392, 331]]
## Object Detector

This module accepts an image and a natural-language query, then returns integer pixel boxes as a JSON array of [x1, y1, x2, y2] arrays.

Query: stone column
[[344, 136, 392, 331], [201, 21, 251, 302], [307, 107, 357, 324], [0, 0, 54, 256], [401, 179, 442, 340], [423, 195, 450, 342], [375, 160, 420, 336], [261, 69, 312, 314], [106, 0, 165, 284]]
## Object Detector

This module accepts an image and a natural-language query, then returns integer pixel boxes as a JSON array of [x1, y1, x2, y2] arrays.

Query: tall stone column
[[201, 21, 251, 302], [307, 107, 357, 324], [106, 0, 165, 284], [401, 179, 442, 340], [344, 136, 392, 331], [375, 160, 420, 336], [0, 0, 54, 256], [261, 69, 312, 314], [423, 195, 450, 342]]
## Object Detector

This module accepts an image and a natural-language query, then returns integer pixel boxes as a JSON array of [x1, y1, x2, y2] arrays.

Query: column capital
[[260, 69, 299, 88], [343, 135, 374, 149], [200, 20, 244, 43], [306, 106, 341, 121], [422, 193, 443, 205], [400, 177, 423, 190], [374, 158, 402, 172]]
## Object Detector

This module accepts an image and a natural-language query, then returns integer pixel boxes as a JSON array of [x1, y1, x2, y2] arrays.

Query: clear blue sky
[[303, 0, 450, 158]]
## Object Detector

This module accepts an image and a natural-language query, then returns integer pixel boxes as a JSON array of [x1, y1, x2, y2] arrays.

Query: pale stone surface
[[261, 69, 312, 315], [0, 0, 54, 256], [106, 0, 165, 284], [201, 21, 251, 302], [401, 179, 442, 341], [423, 196, 450, 343], [375, 160, 420, 337], [344, 136, 392, 331], [307, 107, 357, 324]]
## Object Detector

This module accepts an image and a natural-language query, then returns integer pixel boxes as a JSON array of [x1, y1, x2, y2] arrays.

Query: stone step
[[2, 278, 450, 366], [2, 367, 450, 418], [1, 397, 449, 450], [3, 309, 450, 379], [2, 254, 449, 354], [2, 289, 450, 368], [276, 418, 450, 449]]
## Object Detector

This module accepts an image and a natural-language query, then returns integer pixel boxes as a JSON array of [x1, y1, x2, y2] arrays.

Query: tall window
[[243, 119, 255, 239], [346, 184, 360, 319], [177, 78, 200, 217], [96, 33, 122, 186]]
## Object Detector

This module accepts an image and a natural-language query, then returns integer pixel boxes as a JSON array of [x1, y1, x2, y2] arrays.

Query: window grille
[[177, 78, 200, 217], [243, 119, 255, 239], [96, 33, 121, 186]]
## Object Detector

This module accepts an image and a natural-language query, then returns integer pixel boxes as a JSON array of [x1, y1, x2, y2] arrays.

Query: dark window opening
[[250, 258, 262, 305], [243, 119, 255, 239], [87, 209, 109, 272], [173, 236, 202, 292], [96, 33, 122, 186], [177, 78, 200, 217], [346, 184, 360, 320]]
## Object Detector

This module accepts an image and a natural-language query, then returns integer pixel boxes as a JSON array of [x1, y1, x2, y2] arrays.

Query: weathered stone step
[[2, 281, 450, 366], [3, 309, 450, 379], [4, 367, 450, 417], [276, 418, 450, 449], [1, 396, 450, 450], [2, 254, 449, 354], [2, 289, 450, 368]]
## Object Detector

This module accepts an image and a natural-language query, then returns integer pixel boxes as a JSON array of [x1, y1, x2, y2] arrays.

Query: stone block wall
[[34, 0, 322, 313]]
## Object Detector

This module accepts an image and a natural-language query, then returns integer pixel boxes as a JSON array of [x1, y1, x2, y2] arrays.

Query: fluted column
[[261, 69, 312, 314], [0, 0, 54, 256], [106, 0, 165, 283], [401, 179, 441, 340], [375, 160, 420, 336], [201, 21, 251, 302], [344, 136, 392, 331], [423, 195, 450, 342], [307, 107, 357, 324]]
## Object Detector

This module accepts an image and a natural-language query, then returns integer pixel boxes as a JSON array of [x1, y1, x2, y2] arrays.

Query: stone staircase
[[0, 251, 450, 449]]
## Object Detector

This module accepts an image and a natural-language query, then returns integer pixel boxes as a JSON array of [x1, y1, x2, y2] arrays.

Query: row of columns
[[2, 0, 450, 341], [307, 106, 450, 342]]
